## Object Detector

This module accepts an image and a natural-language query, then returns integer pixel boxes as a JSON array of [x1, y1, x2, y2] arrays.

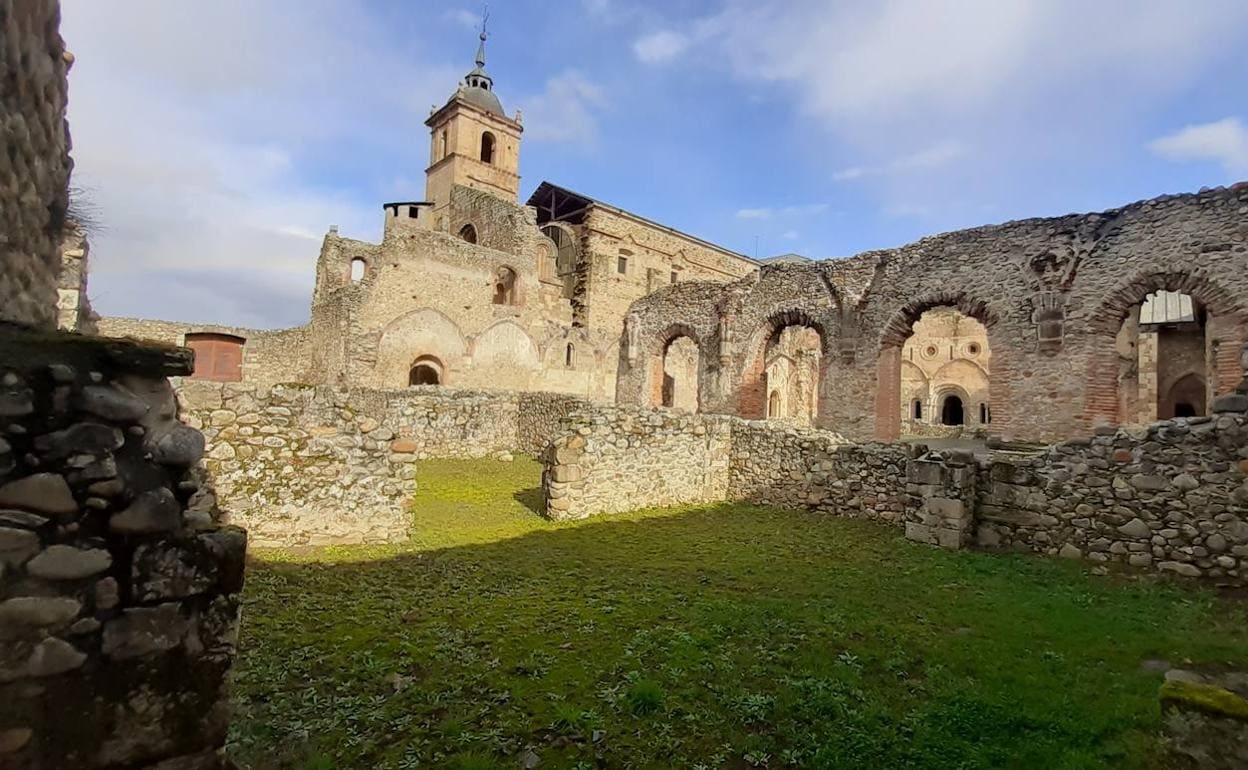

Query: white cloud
[[780, 229, 799, 240], [633, 30, 691, 64], [442, 9, 480, 30], [735, 203, 829, 220], [834, 140, 966, 181], [520, 71, 608, 146], [61, 0, 457, 327], [1149, 117, 1248, 176]]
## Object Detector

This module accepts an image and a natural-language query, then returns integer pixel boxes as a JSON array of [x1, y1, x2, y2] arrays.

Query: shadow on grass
[[230, 502, 1248, 770], [512, 486, 545, 516]]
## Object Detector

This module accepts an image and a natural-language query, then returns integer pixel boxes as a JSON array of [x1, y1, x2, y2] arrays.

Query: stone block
[[26, 545, 112, 580], [111, 488, 182, 534], [1118, 518, 1152, 539], [906, 460, 945, 486], [102, 603, 190, 660], [935, 528, 965, 550], [551, 465, 583, 483], [1157, 561, 1202, 578], [0, 474, 78, 518], [904, 522, 934, 544], [1212, 393, 1248, 413], [925, 497, 966, 519]]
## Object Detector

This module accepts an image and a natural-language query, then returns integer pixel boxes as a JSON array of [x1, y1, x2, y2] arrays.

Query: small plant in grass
[[625, 679, 665, 715], [550, 703, 600, 734], [449, 750, 507, 770], [734, 692, 775, 724]]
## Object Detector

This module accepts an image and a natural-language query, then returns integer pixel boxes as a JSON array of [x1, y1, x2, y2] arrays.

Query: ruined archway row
[[616, 184, 1248, 443]]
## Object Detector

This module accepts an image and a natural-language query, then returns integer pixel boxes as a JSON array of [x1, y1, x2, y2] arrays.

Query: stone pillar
[[904, 450, 977, 549], [0, 327, 246, 768], [874, 346, 902, 442]]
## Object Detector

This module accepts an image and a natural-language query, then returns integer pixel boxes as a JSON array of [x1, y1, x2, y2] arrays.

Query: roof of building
[[759, 253, 813, 264], [526, 181, 760, 265]]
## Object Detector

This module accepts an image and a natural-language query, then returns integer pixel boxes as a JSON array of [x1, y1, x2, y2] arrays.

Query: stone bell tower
[[424, 21, 523, 218]]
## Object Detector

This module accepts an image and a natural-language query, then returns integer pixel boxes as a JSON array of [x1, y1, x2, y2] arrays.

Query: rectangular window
[[617, 256, 628, 274], [670, 271, 678, 285]]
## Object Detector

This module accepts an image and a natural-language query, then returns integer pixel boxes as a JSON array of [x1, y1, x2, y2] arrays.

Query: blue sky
[[61, 0, 1248, 329]]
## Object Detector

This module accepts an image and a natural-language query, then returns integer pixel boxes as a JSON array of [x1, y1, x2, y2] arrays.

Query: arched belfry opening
[[480, 131, 496, 164], [492, 266, 518, 305]]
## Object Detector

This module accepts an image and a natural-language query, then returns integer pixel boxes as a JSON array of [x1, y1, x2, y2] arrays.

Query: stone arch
[[874, 294, 995, 441], [739, 309, 830, 422], [471, 320, 540, 379], [408, 355, 444, 386], [648, 323, 702, 411], [374, 308, 468, 387], [1084, 271, 1245, 431]]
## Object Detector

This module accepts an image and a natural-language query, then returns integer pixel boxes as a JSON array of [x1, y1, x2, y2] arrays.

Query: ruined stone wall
[[97, 317, 313, 386], [0, 329, 245, 768], [57, 223, 96, 333], [974, 411, 1248, 580], [179, 383, 592, 546], [544, 408, 735, 521], [0, 0, 73, 330], [617, 184, 1248, 444]]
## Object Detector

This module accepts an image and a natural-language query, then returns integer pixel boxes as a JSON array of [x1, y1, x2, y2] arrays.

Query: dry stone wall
[[0, 328, 245, 769], [544, 400, 1247, 582], [179, 383, 592, 546], [974, 408, 1248, 579]]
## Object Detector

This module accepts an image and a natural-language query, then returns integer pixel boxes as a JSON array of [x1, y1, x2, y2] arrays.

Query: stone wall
[[0, 328, 245, 768], [617, 184, 1248, 444], [973, 408, 1248, 579], [0, 0, 73, 330], [544, 408, 735, 520], [179, 383, 592, 546], [543, 399, 1246, 581]]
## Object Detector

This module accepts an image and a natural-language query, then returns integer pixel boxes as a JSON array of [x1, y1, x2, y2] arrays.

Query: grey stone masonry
[[177, 382, 593, 547], [0, 326, 246, 769]]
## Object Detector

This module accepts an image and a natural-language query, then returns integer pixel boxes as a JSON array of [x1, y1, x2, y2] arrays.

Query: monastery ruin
[[2, 2, 1248, 766]]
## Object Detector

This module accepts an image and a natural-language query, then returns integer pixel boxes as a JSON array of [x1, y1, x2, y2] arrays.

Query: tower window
[[440, 129, 448, 160], [565, 343, 574, 367], [480, 132, 496, 164], [350, 258, 366, 283], [617, 256, 628, 274], [670, 271, 678, 285], [459, 223, 478, 244], [407, 206, 419, 219]]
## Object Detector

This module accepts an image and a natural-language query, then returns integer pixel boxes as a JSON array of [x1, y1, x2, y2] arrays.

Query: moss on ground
[[229, 458, 1248, 769], [1160, 679, 1248, 721]]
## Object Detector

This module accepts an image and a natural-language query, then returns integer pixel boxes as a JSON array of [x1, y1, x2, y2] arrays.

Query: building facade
[[99, 31, 759, 401]]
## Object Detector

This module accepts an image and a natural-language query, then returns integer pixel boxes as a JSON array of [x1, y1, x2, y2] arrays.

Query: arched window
[[408, 355, 444, 386], [979, 403, 990, 424], [350, 257, 366, 283], [480, 132, 495, 164], [913, 399, 923, 420], [767, 390, 782, 419], [492, 266, 518, 305], [565, 342, 574, 367], [459, 223, 477, 244], [440, 129, 448, 159]]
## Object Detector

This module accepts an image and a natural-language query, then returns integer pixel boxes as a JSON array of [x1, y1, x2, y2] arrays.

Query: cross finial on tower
[[475, 6, 489, 68]]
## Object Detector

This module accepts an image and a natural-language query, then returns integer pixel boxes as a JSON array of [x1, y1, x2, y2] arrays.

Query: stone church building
[[99, 32, 759, 401]]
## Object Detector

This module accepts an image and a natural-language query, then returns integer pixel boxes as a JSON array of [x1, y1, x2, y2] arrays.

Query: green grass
[[228, 458, 1248, 769]]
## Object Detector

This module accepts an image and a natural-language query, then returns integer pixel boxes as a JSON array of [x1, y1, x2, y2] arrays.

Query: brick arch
[[738, 308, 832, 420], [1087, 270, 1244, 333], [651, 322, 702, 356], [879, 292, 997, 349], [874, 293, 995, 441], [1082, 270, 1246, 432]]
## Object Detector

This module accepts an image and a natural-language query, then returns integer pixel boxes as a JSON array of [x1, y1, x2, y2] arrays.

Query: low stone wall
[[545, 409, 735, 520], [542, 399, 1247, 582], [728, 421, 911, 523], [0, 328, 245, 768], [179, 383, 593, 546], [973, 411, 1248, 579]]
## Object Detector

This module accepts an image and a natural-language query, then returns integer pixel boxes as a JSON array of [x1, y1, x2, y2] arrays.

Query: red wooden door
[[186, 334, 243, 381]]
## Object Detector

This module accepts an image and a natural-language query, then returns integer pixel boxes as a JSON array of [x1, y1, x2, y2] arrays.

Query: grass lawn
[[228, 458, 1248, 769]]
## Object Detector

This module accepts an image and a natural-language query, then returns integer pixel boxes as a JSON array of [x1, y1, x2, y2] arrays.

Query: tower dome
[[453, 29, 504, 117]]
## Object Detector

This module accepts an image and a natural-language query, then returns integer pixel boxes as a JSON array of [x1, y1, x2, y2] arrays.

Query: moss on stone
[[1161, 679, 1248, 721]]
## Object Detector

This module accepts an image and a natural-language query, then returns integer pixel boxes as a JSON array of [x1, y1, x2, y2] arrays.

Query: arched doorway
[[1115, 290, 1208, 423], [889, 305, 990, 438], [741, 312, 826, 427], [655, 334, 699, 412], [408, 355, 445, 386], [940, 394, 965, 425]]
